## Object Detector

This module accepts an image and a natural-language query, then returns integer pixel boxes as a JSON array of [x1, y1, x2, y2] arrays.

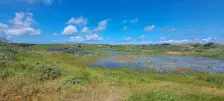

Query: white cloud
[[130, 18, 138, 23], [69, 36, 84, 42], [202, 38, 213, 42], [0, 23, 8, 29], [6, 35, 12, 40], [52, 33, 57, 36], [17, 0, 54, 5], [94, 20, 108, 32], [169, 28, 176, 32], [123, 26, 127, 31], [9, 12, 35, 28], [67, 17, 88, 25], [139, 35, 145, 40], [85, 34, 103, 41], [81, 26, 88, 33], [124, 37, 132, 41], [122, 20, 127, 24], [160, 39, 189, 44], [6, 27, 41, 36], [160, 36, 166, 41], [160, 37, 217, 44], [0, 23, 8, 34], [144, 25, 155, 32], [62, 25, 78, 35], [160, 28, 176, 32], [1, 12, 41, 36]]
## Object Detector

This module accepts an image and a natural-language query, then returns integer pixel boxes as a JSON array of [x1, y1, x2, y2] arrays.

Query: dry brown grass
[[173, 67, 204, 73], [129, 82, 224, 97], [61, 83, 129, 101], [0, 76, 63, 101], [1, 76, 224, 101], [167, 51, 195, 55]]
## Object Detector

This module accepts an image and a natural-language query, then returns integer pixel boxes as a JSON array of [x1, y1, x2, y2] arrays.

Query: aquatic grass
[[126, 90, 224, 101]]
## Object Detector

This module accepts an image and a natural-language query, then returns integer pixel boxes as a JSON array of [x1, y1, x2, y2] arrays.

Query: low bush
[[197, 75, 224, 85], [65, 76, 88, 85], [39, 65, 62, 80], [204, 42, 216, 49], [206, 76, 224, 84], [0, 69, 15, 79]]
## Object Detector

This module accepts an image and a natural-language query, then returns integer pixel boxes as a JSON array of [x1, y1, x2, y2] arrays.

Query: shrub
[[197, 75, 224, 85], [0, 69, 15, 79], [66, 76, 88, 85], [206, 76, 224, 84], [204, 42, 216, 49], [39, 65, 62, 80], [126, 91, 181, 101]]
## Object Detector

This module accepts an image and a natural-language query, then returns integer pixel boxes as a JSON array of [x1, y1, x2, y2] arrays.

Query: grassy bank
[[1, 42, 224, 101]]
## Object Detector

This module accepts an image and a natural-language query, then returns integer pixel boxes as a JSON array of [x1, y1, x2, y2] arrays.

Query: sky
[[0, 0, 224, 44]]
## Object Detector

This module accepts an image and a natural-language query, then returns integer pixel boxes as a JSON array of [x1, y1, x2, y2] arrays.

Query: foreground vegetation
[[1, 39, 224, 101]]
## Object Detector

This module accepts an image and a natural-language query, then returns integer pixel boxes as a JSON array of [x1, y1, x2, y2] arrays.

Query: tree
[[204, 42, 216, 49]]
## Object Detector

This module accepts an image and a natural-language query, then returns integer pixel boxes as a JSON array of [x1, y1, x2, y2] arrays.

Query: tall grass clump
[[39, 65, 63, 80], [126, 90, 224, 101]]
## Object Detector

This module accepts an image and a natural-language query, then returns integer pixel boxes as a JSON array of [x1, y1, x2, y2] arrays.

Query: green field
[[1, 40, 224, 101]]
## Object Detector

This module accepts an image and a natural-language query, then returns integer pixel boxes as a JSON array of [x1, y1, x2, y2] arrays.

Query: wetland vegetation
[[1, 38, 224, 101]]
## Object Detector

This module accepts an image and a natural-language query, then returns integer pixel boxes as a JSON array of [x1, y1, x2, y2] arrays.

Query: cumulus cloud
[[139, 35, 145, 40], [130, 18, 138, 23], [94, 20, 108, 32], [160, 36, 166, 41], [9, 12, 36, 28], [15, 0, 54, 5], [0, 23, 8, 29], [169, 28, 176, 32], [144, 25, 155, 32], [122, 20, 127, 24], [62, 25, 78, 35], [52, 33, 57, 36], [0, 23, 8, 34], [67, 17, 88, 25], [68, 34, 103, 42], [201, 37, 213, 42], [160, 28, 176, 32], [7, 27, 41, 36], [122, 26, 127, 31], [160, 39, 189, 44], [69, 36, 84, 42], [160, 37, 215, 44], [81, 26, 88, 33], [0, 12, 41, 36], [124, 37, 132, 41], [6, 35, 12, 40], [85, 34, 103, 41]]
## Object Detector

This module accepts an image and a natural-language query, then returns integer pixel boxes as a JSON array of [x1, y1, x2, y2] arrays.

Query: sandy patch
[[167, 51, 195, 55]]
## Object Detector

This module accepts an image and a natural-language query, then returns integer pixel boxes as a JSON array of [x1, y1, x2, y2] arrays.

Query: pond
[[47, 48, 224, 73], [90, 55, 224, 73]]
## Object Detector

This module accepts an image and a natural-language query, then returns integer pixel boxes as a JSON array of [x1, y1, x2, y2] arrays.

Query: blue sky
[[0, 0, 224, 44]]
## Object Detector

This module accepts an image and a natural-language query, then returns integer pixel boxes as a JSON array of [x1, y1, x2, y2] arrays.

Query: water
[[47, 48, 224, 73], [48, 48, 87, 52], [90, 55, 224, 73]]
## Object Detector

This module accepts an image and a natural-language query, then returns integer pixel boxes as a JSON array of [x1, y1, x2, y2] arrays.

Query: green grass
[[126, 90, 224, 101], [1, 42, 224, 101]]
